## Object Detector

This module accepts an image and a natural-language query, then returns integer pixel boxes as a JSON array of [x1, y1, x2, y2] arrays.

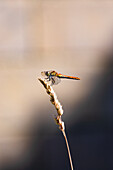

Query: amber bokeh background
[[0, 1, 113, 170]]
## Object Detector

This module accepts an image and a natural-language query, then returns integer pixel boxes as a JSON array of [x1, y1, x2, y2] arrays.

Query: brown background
[[0, 1, 113, 170]]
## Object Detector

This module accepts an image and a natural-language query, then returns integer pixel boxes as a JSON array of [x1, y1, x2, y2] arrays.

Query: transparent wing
[[41, 71, 47, 77], [50, 77, 61, 86]]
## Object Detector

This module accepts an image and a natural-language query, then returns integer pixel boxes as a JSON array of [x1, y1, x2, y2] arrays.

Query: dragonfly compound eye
[[45, 71, 49, 76]]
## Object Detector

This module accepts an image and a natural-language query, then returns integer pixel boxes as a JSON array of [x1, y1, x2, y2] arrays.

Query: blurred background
[[0, 1, 113, 170]]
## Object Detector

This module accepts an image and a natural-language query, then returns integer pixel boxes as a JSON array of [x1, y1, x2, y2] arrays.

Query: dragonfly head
[[45, 71, 49, 76]]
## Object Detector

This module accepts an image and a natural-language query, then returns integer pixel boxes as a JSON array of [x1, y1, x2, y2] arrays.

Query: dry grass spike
[[38, 77, 74, 170]]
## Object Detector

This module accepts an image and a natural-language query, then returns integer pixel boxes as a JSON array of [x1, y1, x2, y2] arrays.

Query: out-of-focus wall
[[0, 1, 113, 170]]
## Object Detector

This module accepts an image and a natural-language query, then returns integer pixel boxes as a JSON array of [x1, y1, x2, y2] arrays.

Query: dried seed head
[[38, 78, 64, 130]]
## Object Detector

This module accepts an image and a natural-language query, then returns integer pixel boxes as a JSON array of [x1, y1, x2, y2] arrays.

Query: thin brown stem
[[62, 129, 74, 170]]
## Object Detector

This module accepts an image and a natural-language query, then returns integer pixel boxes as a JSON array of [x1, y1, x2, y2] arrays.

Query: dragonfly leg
[[44, 77, 49, 82], [49, 76, 52, 81], [45, 76, 51, 82], [51, 77, 55, 84]]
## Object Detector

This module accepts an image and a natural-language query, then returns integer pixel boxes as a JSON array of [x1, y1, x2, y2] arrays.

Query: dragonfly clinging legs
[[41, 70, 80, 86]]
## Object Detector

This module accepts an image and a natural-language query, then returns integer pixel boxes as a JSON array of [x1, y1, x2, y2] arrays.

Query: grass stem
[[62, 129, 74, 170]]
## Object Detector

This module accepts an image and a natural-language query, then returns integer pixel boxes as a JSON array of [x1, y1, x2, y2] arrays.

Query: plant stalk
[[62, 129, 74, 170]]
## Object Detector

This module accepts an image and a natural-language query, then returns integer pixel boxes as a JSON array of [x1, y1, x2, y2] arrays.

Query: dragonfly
[[41, 70, 80, 86]]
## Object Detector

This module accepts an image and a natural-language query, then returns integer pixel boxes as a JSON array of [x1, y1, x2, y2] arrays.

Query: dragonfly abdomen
[[57, 75, 80, 80]]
